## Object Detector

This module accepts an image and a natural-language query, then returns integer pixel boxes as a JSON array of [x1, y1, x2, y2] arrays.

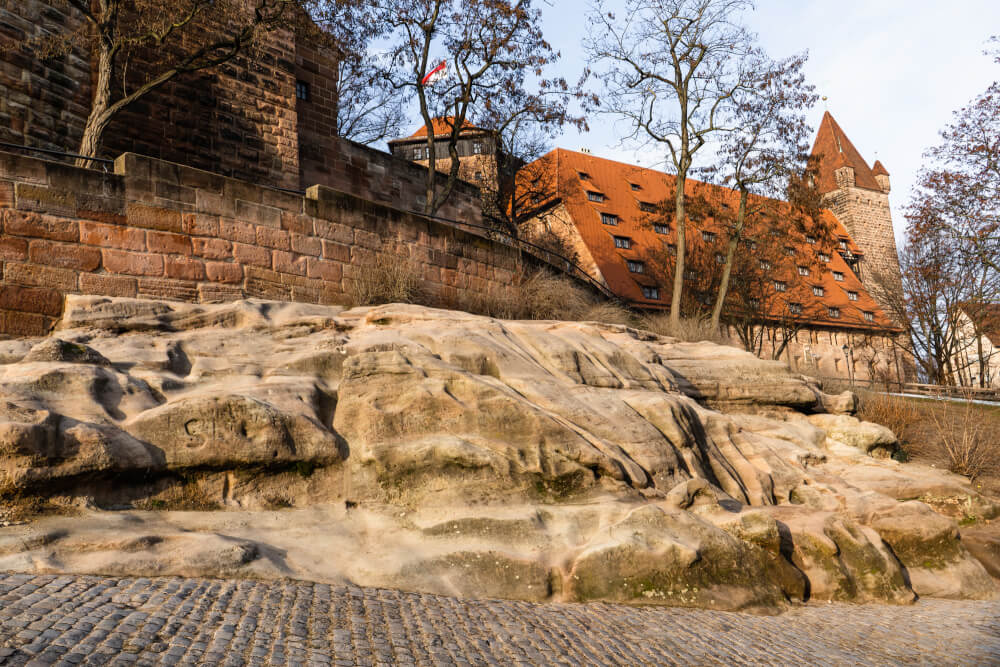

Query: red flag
[[421, 61, 447, 85]]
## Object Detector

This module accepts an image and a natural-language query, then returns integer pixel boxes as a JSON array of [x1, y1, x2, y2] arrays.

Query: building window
[[627, 260, 645, 274], [701, 231, 716, 242], [828, 306, 841, 318], [812, 285, 824, 296], [789, 302, 803, 315], [413, 147, 428, 160], [472, 141, 483, 155], [614, 236, 631, 249], [601, 212, 618, 225], [847, 290, 858, 301], [833, 271, 844, 281], [296, 80, 310, 101], [715, 253, 725, 264], [797, 266, 810, 277], [630, 183, 641, 191], [819, 252, 831, 263], [773, 280, 787, 292], [474, 171, 483, 181], [587, 191, 605, 203], [805, 235, 816, 245], [578, 171, 590, 180], [640, 202, 657, 213], [641, 286, 659, 299], [759, 259, 771, 271], [653, 223, 669, 234], [864, 311, 874, 322]]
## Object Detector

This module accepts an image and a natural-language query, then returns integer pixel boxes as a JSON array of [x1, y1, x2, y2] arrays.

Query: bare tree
[[1, 0, 354, 166], [332, 51, 410, 145], [376, 0, 579, 216], [585, 0, 757, 327], [700, 52, 817, 329]]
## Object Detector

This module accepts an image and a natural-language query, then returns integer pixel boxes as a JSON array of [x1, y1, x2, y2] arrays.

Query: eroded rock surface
[[0, 296, 996, 611]]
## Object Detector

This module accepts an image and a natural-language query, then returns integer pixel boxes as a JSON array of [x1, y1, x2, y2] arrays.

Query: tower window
[[614, 236, 631, 249], [296, 80, 310, 101], [587, 191, 605, 203], [641, 286, 659, 299], [601, 213, 619, 225], [627, 260, 644, 274]]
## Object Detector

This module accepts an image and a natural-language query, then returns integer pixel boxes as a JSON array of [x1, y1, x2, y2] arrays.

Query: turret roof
[[810, 112, 882, 193]]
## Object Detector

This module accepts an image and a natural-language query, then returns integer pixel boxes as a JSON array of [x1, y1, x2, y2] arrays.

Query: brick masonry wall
[[0, 1, 91, 152], [0, 150, 560, 337]]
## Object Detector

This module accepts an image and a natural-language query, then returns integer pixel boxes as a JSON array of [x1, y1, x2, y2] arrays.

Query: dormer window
[[601, 212, 619, 225], [639, 202, 657, 213], [614, 236, 631, 249], [759, 259, 771, 271], [715, 253, 725, 264], [684, 269, 697, 280], [847, 290, 858, 301], [797, 266, 810, 277], [666, 243, 677, 255], [839, 238, 849, 250], [828, 306, 841, 318], [864, 311, 874, 322], [789, 302, 803, 314], [630, 183, 641, 191], [833, 271, 844, 282], [587, 191, 605, 203], [819, 252, 831, 263], [785, 246, 796, 257], [627, 260, 645, 274], [773, 280, 787, 292], [812, 285, 825, 297], [653, 223, 669, 234], [641, 286, 659, 299], [805, 235, 816, 245], [578, 171, 590, 180], [701, 231, 716, 242]]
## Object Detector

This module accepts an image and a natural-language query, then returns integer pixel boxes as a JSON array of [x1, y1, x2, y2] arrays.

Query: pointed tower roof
[[810, 111, 882, 193], [871, 160, 889, 177]]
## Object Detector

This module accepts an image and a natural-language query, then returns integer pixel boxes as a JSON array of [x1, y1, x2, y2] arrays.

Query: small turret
[[872, 160, 890, 193]]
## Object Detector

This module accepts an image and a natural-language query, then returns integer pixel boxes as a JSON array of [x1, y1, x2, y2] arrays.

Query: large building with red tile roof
[[515, 115, 907, 383]]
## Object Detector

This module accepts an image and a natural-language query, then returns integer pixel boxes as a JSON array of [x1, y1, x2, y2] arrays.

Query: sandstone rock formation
[[0, 296, 997, 611]]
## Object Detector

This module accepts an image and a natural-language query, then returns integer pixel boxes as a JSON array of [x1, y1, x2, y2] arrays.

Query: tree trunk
[[670, 167, 688, 328], [76, 30, 116, 168], [710, 188, 749, 329]]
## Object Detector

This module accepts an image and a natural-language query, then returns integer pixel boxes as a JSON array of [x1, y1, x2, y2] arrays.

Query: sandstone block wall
[[0, 150, 544, 337]]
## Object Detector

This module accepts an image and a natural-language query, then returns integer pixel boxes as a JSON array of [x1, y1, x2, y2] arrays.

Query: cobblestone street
[[0, 575, 998, 666]]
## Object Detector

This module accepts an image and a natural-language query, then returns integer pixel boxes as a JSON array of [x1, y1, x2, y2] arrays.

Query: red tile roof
[[405, 117, 479, 139], [810, 111, 883, 193], [519, 148, 896, 332], [871, 160, 889, 177]]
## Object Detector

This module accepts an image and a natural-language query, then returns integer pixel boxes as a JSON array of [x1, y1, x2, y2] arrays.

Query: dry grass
[[638, 312, 727, 344], [859, 391, 1000, 484], [348, 254, 425, 306]]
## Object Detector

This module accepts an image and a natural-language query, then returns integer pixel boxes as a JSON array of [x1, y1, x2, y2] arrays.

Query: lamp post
[[842, 344, 855, 389]]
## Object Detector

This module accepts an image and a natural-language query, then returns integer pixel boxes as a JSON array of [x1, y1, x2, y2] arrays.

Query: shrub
[[856, 391, 920, 445], [927, 391, 997, 481], [638, 312, 726, 344], [349, 254, 424, 306]]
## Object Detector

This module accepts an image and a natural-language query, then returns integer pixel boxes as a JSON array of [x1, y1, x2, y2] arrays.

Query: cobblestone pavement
[[0, 575, 998, 666]]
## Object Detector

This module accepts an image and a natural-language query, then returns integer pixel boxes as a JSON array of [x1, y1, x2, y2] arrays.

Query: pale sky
[[535, 0, 1000, 246]]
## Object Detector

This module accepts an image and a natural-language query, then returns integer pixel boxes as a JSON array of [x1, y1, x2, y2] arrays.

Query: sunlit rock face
[[0, 297, 995, 611]]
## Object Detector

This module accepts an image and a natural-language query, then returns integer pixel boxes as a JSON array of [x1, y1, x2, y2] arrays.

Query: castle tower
[[810, 112, 903, 319]]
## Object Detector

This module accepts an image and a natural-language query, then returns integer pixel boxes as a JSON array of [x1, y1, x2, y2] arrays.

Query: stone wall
[[824, 170, 903, 320], [0, 150, 544, 337]]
